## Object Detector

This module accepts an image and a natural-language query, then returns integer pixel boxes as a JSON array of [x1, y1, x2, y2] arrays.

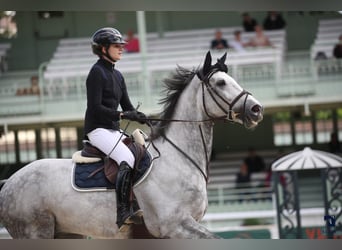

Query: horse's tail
[[0, 179, 6, 190]]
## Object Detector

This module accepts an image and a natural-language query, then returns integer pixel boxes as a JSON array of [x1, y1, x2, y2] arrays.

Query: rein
[[161, 130, 209, 183], [141, 116, 225, 124]]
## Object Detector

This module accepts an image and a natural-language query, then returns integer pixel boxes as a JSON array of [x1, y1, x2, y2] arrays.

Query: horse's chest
[[183, 186, 207, 219]]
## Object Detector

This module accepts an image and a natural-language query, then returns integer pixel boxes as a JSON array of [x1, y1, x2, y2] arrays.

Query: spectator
[[124, 30, 140, 53], [28, 75, 40, 95], [210, 30, 229, 50], [328, 132, 341, 154], [236, 160, 251, 187], [15, 75, 40, 96], [242, 12, 258, 32], [244, 146, 266, 173], [314, 51, 328, 60], [247, 25, 273, 47], [16, 87, 27, 96], [229, 30, 247, 52], [235, 160, 251, 202], [263, 11, 286, 30], [333, 34, 342, 59]]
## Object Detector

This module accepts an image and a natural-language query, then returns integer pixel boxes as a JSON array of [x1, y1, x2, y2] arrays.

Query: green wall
[[1, 11, 342, 71]]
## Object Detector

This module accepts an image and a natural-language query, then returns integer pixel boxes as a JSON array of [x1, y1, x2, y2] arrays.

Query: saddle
[[74, 129, 147, 185]]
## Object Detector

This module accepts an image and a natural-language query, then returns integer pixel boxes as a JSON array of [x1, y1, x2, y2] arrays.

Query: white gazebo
[[271, 147, 342, 239]]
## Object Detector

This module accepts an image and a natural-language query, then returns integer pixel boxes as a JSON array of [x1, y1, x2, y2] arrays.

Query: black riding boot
[[116, 161, 134, 230]]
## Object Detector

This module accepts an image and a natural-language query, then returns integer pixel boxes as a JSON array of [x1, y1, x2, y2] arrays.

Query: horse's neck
[[163, 80, 214, 167]]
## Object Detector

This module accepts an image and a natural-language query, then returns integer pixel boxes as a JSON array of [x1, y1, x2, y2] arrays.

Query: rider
[[83, 27, 147, 230]]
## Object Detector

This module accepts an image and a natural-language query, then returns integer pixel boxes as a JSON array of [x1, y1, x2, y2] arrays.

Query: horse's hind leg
[[6, 211, 55, 239]]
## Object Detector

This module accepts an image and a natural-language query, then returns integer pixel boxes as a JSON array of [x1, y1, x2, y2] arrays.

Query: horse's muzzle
[[243, 97, 264, 128]]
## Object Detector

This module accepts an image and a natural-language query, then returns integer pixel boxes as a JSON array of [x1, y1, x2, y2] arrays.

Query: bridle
[[198, 68, 251, 122]]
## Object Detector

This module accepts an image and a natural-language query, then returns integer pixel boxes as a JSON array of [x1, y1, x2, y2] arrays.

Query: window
[[41, 128, 56, 158], [18, 130, 36, 163], [60, 127, 77, 158], [315, 110, 333, 143], [0, 130, 15, 164], [294, 112, 313, 145], [273, 112, 292, 146]]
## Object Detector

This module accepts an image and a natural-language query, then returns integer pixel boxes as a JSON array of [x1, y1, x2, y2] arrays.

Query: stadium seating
[[310, 18, 342, 80], [310, 18, 342, 59], [42, 27, 287, 86]]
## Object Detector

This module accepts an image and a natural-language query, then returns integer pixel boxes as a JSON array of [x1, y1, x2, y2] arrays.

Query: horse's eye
[[216, 80, 226, 87]]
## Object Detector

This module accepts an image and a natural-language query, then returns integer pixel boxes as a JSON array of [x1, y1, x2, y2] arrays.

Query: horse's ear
[[215, 52, 228, 73], [219, 52, 227, 63], [202, 51, 212, 76]]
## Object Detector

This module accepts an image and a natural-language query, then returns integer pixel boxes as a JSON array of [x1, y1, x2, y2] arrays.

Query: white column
[[136, 11, 151, 109]]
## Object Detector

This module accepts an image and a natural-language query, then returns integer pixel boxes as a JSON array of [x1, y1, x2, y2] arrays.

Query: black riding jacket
[[83, 58, 135, 137]]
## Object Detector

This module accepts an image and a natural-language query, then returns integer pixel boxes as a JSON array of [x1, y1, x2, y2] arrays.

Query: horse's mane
[[151, 66, 197, 139], [151, 53, 228, 139]]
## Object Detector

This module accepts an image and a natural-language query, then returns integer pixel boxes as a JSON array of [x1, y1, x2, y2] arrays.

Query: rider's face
[[103, 44, 124, 62]]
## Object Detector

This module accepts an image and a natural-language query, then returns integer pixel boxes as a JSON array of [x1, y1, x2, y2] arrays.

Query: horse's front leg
[[148, 216, 221, 239], [176, 217, 221, 239]]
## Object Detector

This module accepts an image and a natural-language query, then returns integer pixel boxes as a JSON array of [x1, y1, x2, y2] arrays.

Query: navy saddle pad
[[73, 161, 115, 190], [72, 150, 152, 191]]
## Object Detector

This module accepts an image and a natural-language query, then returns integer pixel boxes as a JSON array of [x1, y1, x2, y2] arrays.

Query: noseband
[[198, 69, 250, 122]]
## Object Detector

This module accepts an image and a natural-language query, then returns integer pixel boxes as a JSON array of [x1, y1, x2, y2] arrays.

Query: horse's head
[[197, 51, 263, 128]]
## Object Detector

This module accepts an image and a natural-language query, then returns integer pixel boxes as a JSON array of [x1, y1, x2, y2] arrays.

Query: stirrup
[[132, 209, 143, 218], [127, 209, 143, 226]]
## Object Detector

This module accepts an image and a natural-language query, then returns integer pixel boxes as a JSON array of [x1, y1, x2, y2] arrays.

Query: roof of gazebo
[[271, 147, 342, 172]]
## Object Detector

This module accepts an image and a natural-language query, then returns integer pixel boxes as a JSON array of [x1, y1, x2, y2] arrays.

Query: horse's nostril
[[251, 105, 261, 113]]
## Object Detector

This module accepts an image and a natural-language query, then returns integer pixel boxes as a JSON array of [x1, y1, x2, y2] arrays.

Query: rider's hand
[[121, 110, 147, 124]]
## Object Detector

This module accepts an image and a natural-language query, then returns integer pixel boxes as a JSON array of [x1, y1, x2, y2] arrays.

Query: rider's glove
[[121, 110, 147, 124]]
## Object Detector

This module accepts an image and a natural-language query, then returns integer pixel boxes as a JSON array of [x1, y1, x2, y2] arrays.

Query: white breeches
[[87, 128, 135, 168]]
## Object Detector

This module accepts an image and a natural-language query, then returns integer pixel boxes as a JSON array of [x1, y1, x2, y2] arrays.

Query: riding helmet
[[91, 27, 126, 56]]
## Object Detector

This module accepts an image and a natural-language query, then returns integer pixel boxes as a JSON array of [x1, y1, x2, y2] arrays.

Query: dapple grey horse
[[0, 51, 263, 238]]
